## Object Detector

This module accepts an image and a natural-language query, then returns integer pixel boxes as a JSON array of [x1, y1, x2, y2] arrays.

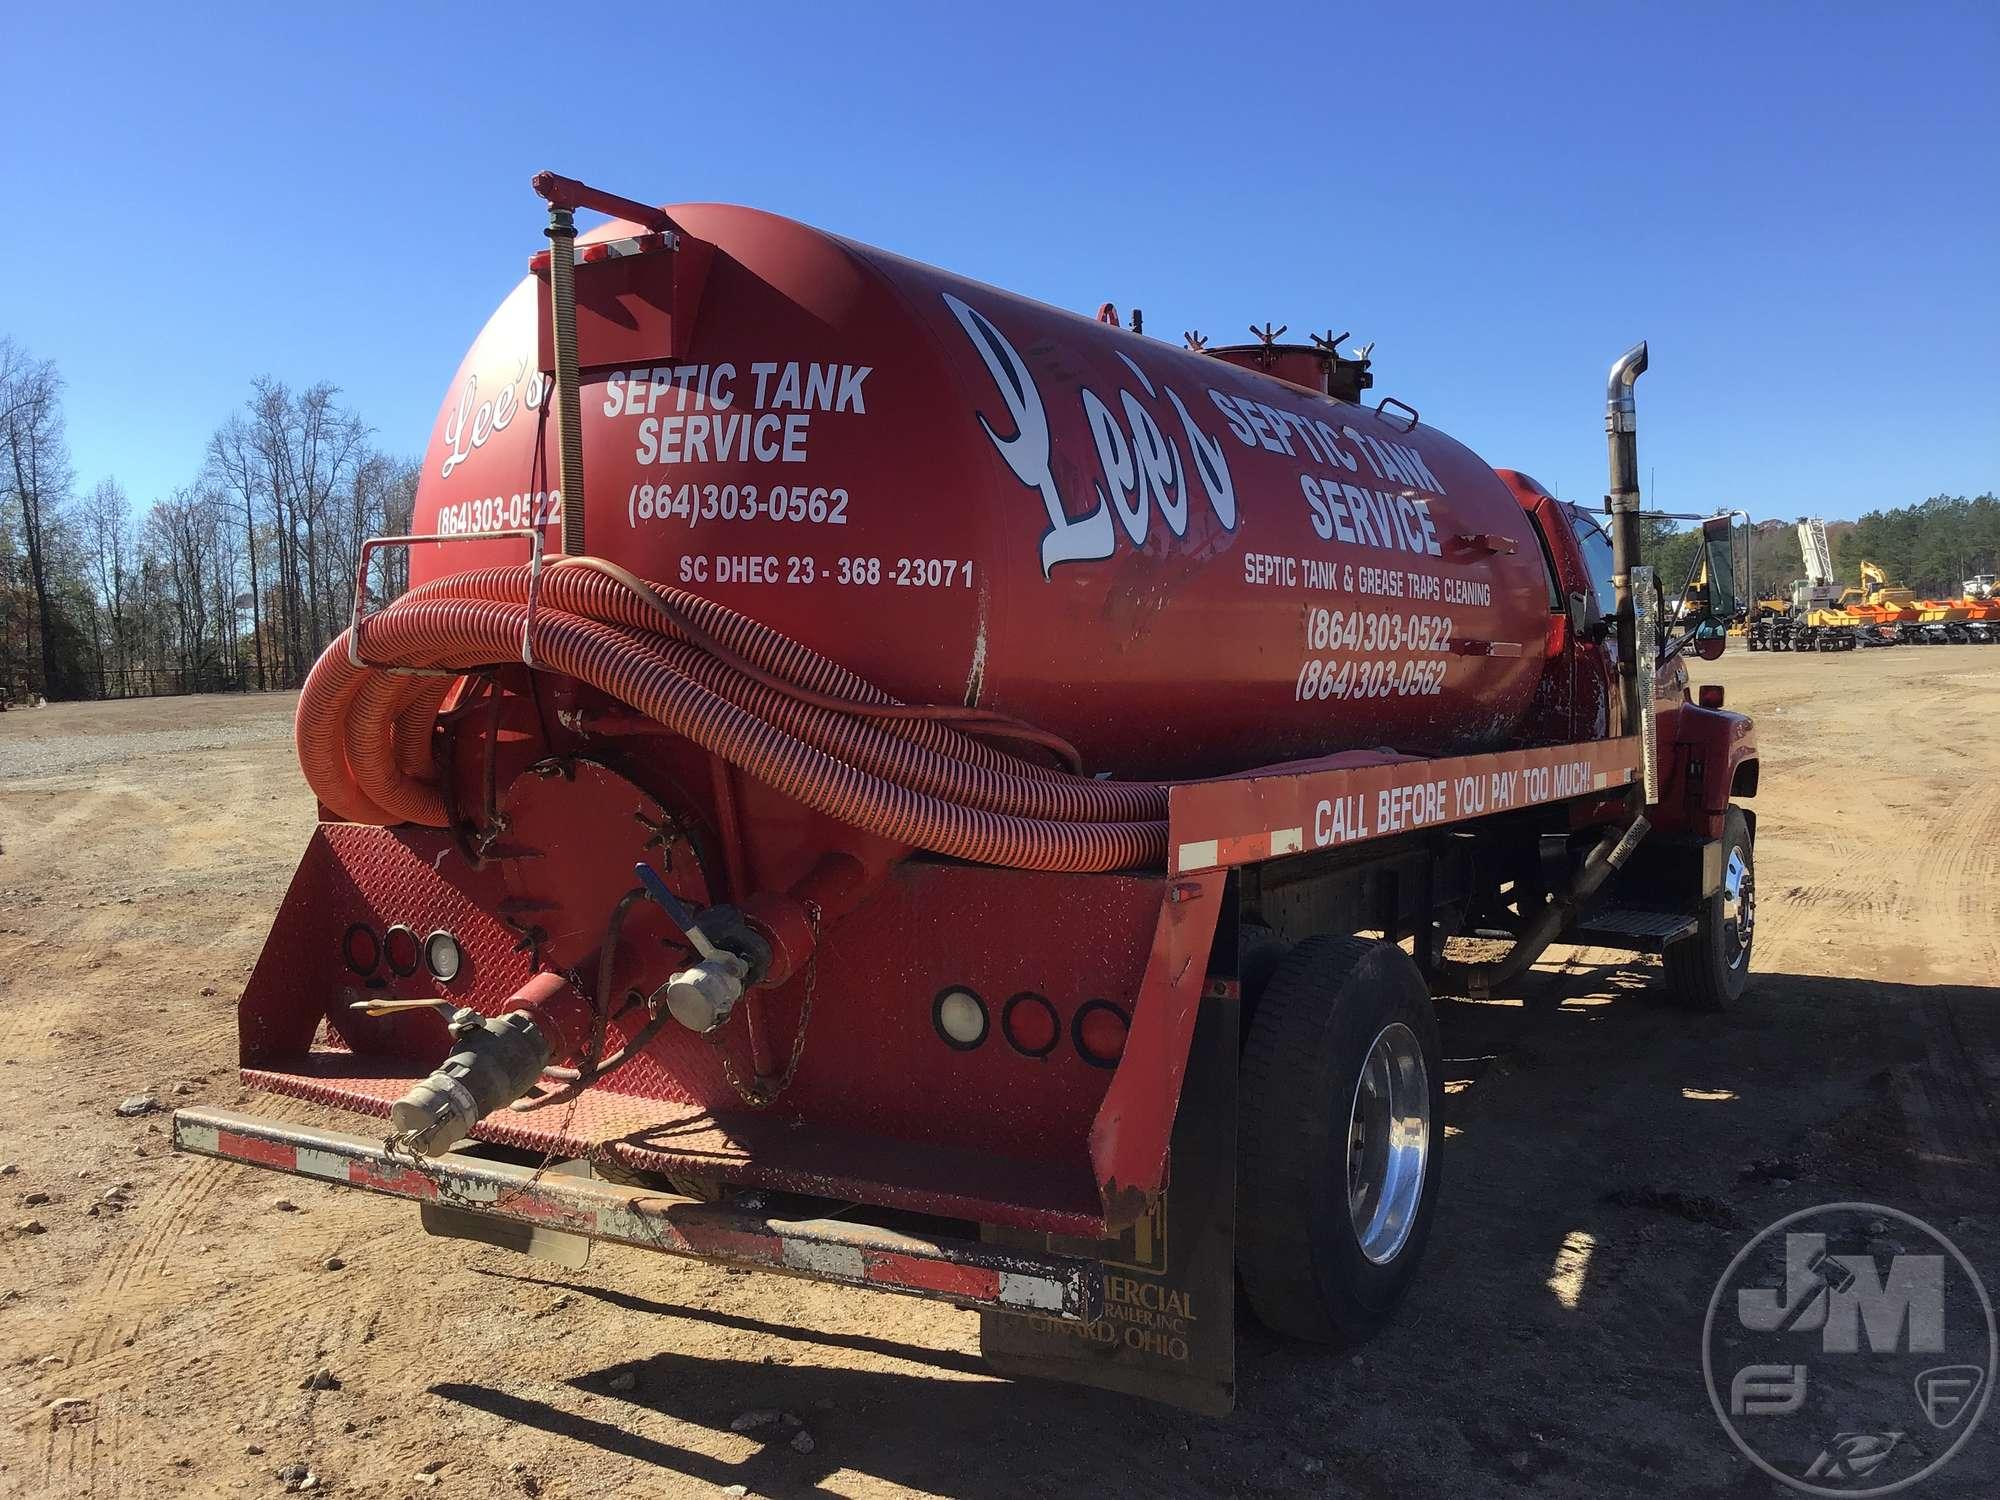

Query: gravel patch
[[0, 706, 294, 781]]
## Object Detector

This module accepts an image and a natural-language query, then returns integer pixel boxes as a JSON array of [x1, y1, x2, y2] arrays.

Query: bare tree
[[249, 379, 371, 679], [0, 339, 419, 700], [328, 451, 421, 621], [206, 414, 268, 690], [146, 487, 225, 681], [379, 457, 419, 600], [208, 487, 245, 686], [80, 479, 133, 690], [0, 340, 75, 698]]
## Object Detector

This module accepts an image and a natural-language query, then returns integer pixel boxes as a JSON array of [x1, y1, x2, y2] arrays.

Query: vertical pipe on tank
[[545, 204, 587, 557], [1604, 342, 1649, 741]]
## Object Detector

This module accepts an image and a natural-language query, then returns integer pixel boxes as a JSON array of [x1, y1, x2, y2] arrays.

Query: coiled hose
[[296, 559, 1170, 872]]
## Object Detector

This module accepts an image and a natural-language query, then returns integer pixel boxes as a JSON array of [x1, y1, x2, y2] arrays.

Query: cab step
[[1570, 906, 1700, 953]]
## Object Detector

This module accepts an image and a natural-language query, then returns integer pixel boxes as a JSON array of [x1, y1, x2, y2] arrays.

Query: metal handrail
[[349, 528, 546, 675]]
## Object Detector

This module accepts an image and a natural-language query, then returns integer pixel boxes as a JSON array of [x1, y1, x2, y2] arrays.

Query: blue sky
[[6, 2, 1995, 522]]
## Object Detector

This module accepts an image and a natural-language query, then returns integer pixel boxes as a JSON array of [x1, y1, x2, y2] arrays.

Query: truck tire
[[1238, 935, 1442, 1343], [1663, 805, 1755, 1011], [1236, 923, 1291, 1021]]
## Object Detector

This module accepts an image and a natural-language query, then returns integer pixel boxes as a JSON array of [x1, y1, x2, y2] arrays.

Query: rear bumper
[[172, 1105, 1103, 1323]]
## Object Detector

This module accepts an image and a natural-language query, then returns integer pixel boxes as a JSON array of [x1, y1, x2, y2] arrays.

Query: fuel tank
[[412, 204, 1552, 777]]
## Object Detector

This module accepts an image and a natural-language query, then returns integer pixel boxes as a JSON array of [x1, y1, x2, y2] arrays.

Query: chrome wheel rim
[[1347, 1021, 1431, 1265], [1722, 846, 1755, 971]]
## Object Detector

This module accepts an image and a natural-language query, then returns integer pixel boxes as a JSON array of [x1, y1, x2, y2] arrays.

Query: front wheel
[[1238, 936, 1443, 1343], [1663, 806, 1755, 1010]]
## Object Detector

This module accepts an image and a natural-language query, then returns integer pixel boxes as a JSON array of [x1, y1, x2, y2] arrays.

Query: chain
[[384, 901, 817, 1219], [384, 1128, 495, 1211], [383, 957, 599, 1204], [712, 900, 820, 1108], [384, 1121, 598, 1222]]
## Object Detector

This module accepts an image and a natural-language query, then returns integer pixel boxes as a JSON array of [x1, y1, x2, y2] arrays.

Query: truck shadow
[[433, 963, 2000, 1496], [435, 1361, 1188, 1498]]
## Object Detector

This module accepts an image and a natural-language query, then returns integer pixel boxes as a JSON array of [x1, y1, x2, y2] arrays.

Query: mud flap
[[418, 1155, 594, 1269], [979, 990, 1237, 1414]]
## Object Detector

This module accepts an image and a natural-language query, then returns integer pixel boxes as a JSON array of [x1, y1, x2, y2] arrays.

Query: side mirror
[[1567, 590, 1607, 641], [1699, 515, 1738, 621], [1694, 630, 1727, 662]]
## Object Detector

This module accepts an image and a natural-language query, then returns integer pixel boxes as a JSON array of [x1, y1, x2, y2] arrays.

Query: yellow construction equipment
[[1839, 559, 1985, 643], [1749, 519, 1856, 650], [1959, 575, 2000, 630]]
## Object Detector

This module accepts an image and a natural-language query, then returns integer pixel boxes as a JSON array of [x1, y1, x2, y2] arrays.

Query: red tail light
[[1698, 685, 1725, 709], [341, 922, 379, 976], [382, 924, 421, 977], [1073, 1000, 1131, 1069], [1001, 993, 1060, 1058]]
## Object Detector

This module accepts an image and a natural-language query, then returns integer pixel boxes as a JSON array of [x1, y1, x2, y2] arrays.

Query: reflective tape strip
[[1176, 838, 1220, 872], [865, 1255, 1001, 1300], [781, 1239, 867, 1281], [215, 1127, 298, 1172], [1216, 831, 1269, 864], [998, 1270, 1069, 1312], [171, 1106, 1103, 1322], [1188, 824, 1307, 872], [295, 1145, 352, 1182], [177, 1118, 221, 1155]]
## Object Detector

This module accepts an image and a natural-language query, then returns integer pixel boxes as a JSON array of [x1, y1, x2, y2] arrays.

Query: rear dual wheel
[[1238, 936, 1442, 1342]]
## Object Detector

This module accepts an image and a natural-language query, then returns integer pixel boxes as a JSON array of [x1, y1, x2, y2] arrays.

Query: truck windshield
[[1565, 505, 1618, 611]]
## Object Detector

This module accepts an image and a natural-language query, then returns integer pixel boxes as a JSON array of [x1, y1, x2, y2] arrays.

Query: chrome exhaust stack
[[1603, 341, 1651, 774]]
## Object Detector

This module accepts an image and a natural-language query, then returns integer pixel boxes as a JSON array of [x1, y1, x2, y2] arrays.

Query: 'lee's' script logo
[[944, 293, 1235, 578]]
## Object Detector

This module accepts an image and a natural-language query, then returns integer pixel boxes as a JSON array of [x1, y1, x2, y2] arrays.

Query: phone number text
[[629, 481, 849, 532]]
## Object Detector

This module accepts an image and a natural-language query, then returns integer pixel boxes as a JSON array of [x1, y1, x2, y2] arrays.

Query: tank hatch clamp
[[1302, 330, 1376, 403]]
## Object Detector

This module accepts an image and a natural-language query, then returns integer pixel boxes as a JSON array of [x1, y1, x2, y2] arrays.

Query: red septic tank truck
[[173, 173, 1758, 1414]]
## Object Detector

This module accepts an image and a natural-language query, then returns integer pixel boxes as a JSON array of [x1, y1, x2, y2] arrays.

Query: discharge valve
[[634, 861, 771, 1034], [355, 972, 589, 1156]]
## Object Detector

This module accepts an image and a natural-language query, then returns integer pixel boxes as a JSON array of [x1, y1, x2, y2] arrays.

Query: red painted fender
[[1654, 702, 1757, 839]]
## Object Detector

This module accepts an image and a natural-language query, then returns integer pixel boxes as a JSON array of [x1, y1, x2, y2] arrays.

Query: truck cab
[[1503, 469, 1757, 847]]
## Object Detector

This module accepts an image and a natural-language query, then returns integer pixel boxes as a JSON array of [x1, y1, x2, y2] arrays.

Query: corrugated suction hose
[[296, 560, 1169, 872]]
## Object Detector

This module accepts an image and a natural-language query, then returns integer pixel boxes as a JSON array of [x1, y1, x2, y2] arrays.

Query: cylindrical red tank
[[411, 205, 1550, 777]]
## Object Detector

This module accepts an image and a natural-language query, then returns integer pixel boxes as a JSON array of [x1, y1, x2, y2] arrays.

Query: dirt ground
[[2, 647, 1996, 1498]]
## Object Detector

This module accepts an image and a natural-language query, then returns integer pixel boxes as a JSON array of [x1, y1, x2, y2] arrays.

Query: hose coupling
[[375, 972, 589, 1156], [632, 859, 772, 1033], [659, 950, 751, 1035]]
